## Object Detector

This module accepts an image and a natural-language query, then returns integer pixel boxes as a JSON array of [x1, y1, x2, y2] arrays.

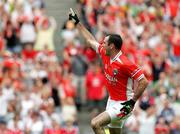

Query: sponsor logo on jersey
[[105, 72, 117, 83]]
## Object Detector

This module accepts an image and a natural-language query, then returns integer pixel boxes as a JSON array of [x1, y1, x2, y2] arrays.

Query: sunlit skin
[[102, 36, 120, 60], [103, 36, 111, 56]]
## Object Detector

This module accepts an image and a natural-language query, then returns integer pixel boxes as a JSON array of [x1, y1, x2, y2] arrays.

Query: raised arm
[[69, 8, 99, 50]]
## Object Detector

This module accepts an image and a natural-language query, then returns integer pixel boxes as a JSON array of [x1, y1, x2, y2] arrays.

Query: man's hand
[[120, 99, 136, 116], [69, 8, 79, 25]]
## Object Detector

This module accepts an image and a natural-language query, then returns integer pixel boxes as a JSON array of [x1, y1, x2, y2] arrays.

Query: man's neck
[[110, 49, 121, 60]]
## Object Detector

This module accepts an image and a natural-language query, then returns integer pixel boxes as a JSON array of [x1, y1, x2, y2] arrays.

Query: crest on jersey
[[113, 68, 118, 76]]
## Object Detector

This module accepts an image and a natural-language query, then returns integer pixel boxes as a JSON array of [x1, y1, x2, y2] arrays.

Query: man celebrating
[[69, 9, 148, 134]]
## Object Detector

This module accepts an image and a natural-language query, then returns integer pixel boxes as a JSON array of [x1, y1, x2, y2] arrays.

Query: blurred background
[[0, 0, 180, 134]]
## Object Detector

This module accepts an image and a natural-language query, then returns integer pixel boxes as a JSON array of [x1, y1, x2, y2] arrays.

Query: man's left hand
[[120, 99, 136, 116]]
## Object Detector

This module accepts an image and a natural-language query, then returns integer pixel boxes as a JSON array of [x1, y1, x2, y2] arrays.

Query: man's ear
[[109, 43, 114, 49]]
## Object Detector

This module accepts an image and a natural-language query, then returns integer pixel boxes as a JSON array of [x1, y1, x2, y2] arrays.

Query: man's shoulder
[[119, 54, 134, 65], [114, 54, 139, 72]]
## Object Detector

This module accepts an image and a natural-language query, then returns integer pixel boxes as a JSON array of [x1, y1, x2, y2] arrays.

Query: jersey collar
[[110, 51, 122, 64]]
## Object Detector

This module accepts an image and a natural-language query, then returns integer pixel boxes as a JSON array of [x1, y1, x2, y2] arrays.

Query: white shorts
[[105, 98, 132, 128]]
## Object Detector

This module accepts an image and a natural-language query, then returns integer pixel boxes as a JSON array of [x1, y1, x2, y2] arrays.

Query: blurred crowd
[[0, 0, 180, 134], [62, 0, 180, 134], [76, 0, 179, 134], [0, 0, 79, 134]]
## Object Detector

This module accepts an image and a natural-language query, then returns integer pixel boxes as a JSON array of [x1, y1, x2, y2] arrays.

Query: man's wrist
[[76, 19, 80, 25], [76, 22, 81, 27], [132, 98, 137, 102], [130, 99, 136, 106]]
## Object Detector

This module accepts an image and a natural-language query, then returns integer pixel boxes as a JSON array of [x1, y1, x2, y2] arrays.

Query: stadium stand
[[0, 0, 179, 134]]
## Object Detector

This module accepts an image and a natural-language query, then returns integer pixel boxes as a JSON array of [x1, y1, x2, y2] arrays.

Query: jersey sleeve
[[126, 63, 144, 81]]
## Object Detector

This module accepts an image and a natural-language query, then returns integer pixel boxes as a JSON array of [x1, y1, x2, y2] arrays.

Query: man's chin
[[105, 51, 110, 56]]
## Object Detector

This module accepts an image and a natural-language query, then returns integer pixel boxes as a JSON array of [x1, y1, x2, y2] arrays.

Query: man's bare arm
[[120, 77, 148, 116], [69, 8, 99, 50], [132, 77, 148, 101], [76, 23, 99, 50]]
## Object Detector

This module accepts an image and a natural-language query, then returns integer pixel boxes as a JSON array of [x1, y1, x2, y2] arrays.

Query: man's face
[[103, 36, 111, 56]]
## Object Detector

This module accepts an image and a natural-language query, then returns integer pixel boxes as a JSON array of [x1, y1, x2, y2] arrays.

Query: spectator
[[138, 105, 156, 134], [151, 54, 169, 81], [59, 73, 76, 104], [34, 16, 56, 51], [70, 47, 88, 108], [85, 62, 106, 116], [44, 119, 62, 134], [20, 91, 34, 117], [125, 108, 140, 134], [61, 97, 77, 124], [7, 113, 24, 133], [25, 110, 44, 134], [61, 116, 79, 134], [40, 98, 61, 128], [170, 26, 180, 63], [139, 91, 155, 111], [0, 87, 8, 118], [160, 98, 175, 124], [19, 16, 36, 46], [61, 20, 78, 45], [22, 43, 37, 61], [0, 30, 5, 56], [0, 118, 9, 134], [4, 20, 20, 53], [170, 116, 180, 134], [155, 116, 170, 134]]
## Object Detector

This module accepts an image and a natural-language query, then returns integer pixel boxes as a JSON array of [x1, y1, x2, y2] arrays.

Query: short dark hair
[[108, 34, 123, 50]]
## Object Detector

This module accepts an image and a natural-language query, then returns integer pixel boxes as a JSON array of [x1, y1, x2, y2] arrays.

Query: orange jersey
[[98, 44, 144, 101]]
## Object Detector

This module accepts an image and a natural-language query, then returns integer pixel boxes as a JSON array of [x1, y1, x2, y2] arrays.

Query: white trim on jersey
[[110, 51, 122, 64], [111, 51, 122, 61], [137, 74, 145, 81], [116, 58, 123, 64], [126, 78, 134, 100], [95, 42, 100, 53], [131, 68, 141, 78]]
